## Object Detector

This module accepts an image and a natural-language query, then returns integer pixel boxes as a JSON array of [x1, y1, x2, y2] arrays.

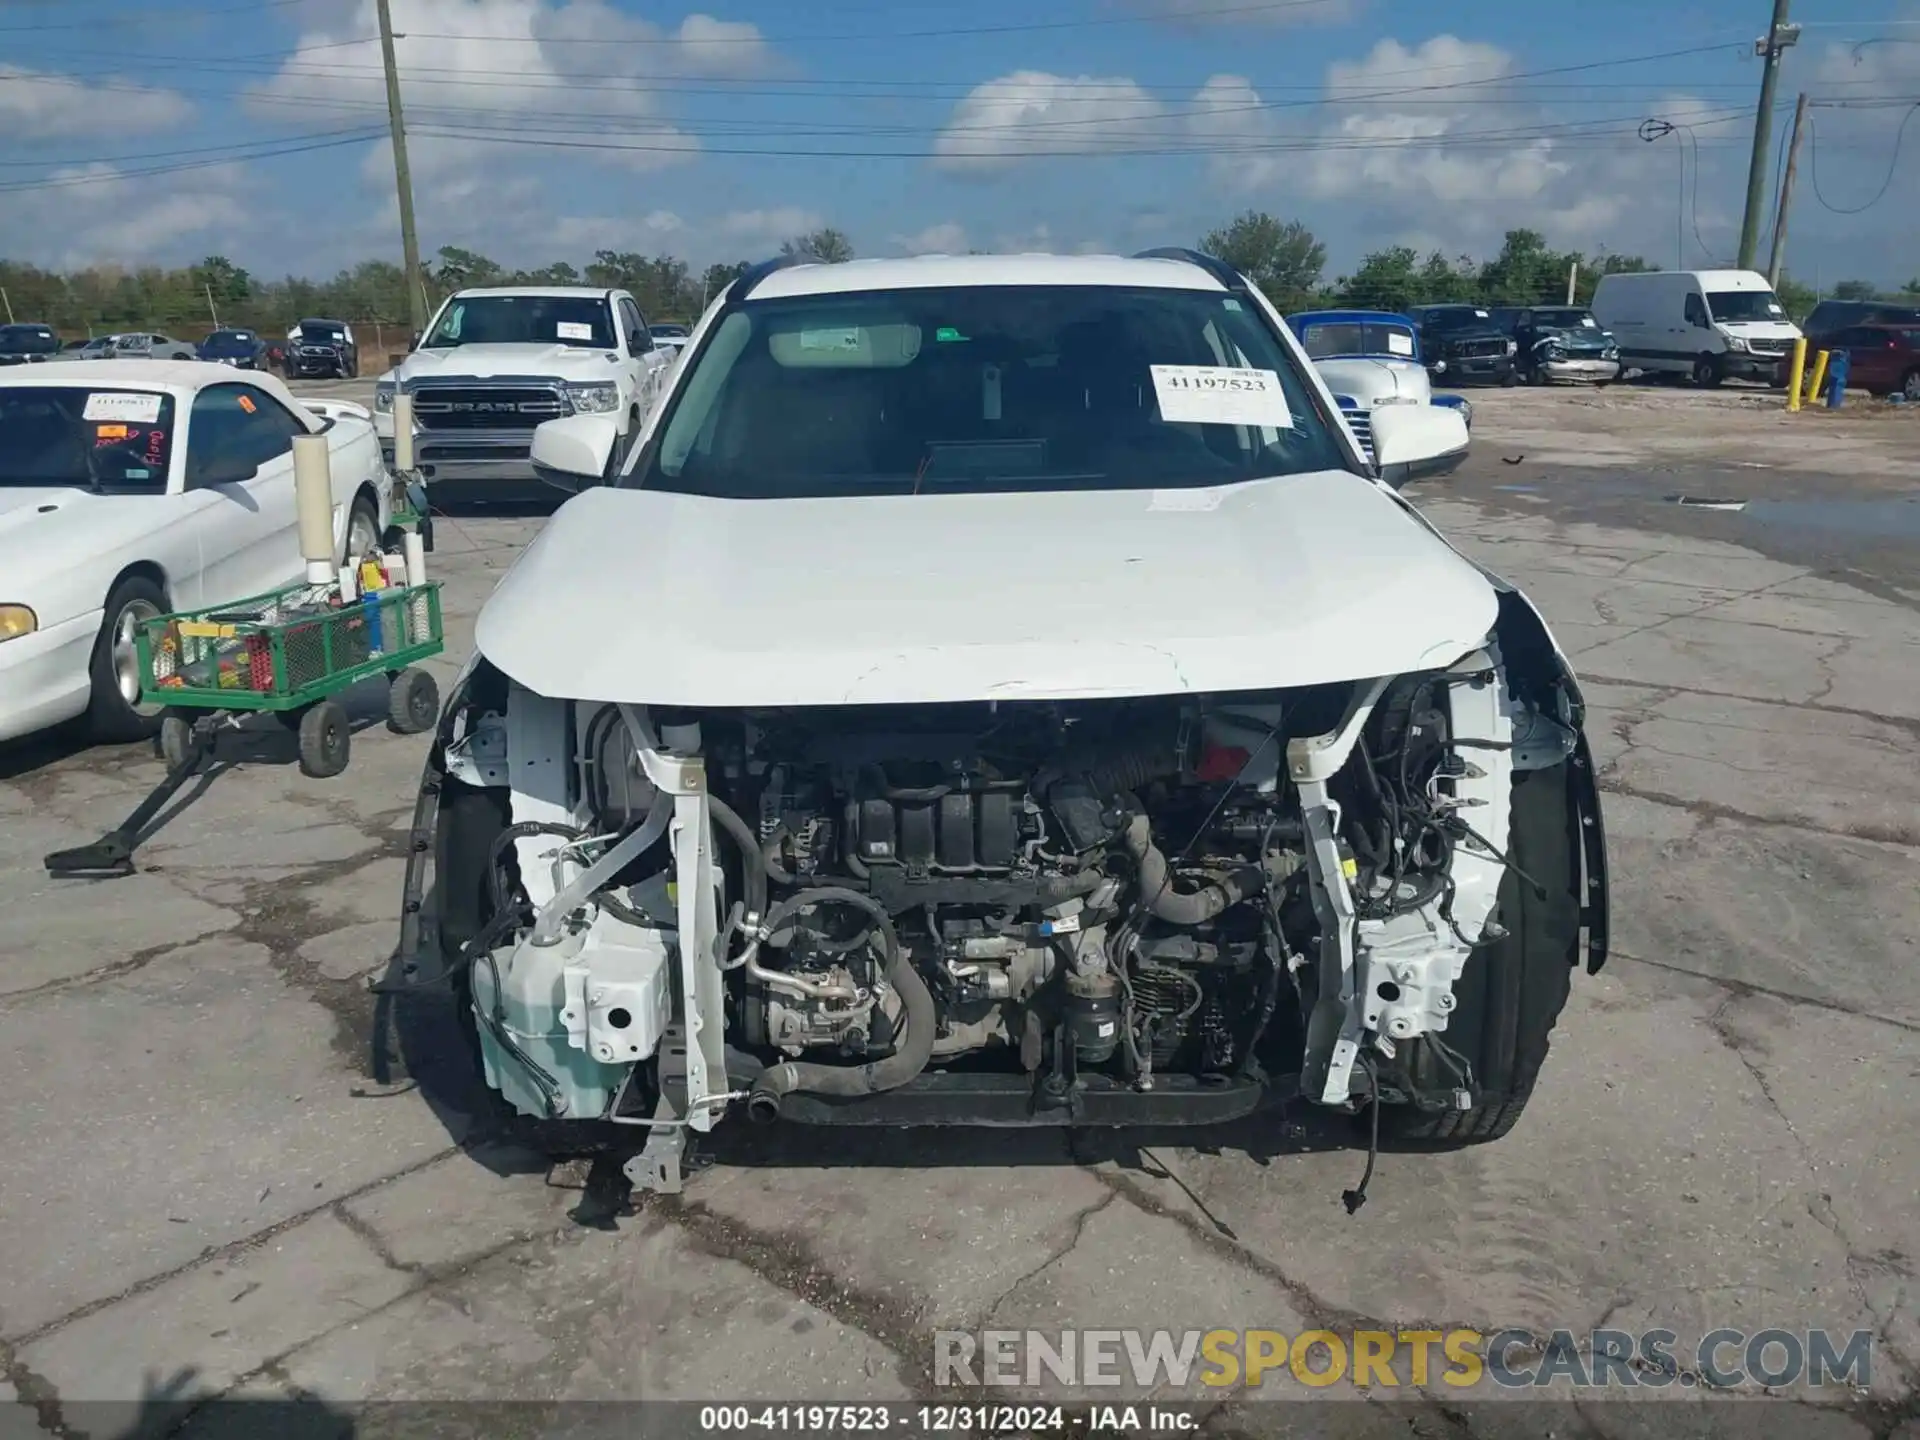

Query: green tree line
[[4, 217, 1911, 340]]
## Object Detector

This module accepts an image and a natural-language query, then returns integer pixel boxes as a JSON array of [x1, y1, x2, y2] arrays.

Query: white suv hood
[[383, 342, 623, 385], [475, 473, 1499, 707]]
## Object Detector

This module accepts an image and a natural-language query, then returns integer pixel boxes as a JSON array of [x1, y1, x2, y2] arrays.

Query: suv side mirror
[[530, 413, 621, 493], [1370, 404, 1469, 491]]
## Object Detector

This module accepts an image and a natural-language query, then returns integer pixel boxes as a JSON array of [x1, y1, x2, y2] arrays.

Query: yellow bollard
[[1804, 349, 1831, 408], [1786, 337, 1808, 412]]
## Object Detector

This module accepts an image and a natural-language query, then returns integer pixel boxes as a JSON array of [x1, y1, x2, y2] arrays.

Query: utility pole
[[205, 283, 220, 328], [1567, 261, 1579, 305], [1768, 92, 1810, 287], [1738, 0, 1801, 271], [376, 0, 426, 337]]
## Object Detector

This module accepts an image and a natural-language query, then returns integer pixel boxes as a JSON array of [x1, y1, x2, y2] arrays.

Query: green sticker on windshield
[[936, 326, 968, 342]]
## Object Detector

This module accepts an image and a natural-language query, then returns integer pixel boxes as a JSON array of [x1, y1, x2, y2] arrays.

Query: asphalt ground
[[1, 376, 1915, 1439]]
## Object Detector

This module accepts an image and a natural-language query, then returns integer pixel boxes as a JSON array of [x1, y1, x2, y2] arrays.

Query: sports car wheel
[[343, 495, 380, 568], [86, 575, 166, 743]]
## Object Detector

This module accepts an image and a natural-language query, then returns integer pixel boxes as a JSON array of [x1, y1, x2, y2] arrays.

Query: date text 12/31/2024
[[698, 1403, 1201, 1433]]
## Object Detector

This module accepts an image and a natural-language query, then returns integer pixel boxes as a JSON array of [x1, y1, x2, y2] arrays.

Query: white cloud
[[1181, 36, 1742, 260], [247, 0, 779, 197], [0, 163, 249, 268], [934, 72, 1166, 172], [0, 65, 192, 139], [893, 222, 969, 254], [1126, 0, 1360, 27], [720, 207, 824, 244]]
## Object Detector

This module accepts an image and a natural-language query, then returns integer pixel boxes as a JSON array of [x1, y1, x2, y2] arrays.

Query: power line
[[0, 131, 383, 192], [0, 0, 297, 29], [1806, 102, 1919, 212], [0, 125, 392, 168]]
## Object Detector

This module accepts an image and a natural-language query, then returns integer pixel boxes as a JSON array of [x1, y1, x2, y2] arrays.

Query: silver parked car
[[50, 333, 199, 362]]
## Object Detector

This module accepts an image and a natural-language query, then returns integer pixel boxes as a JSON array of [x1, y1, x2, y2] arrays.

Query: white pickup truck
[[374, 286, 674, 498]]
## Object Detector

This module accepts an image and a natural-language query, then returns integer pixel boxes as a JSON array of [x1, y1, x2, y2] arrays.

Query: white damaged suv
[[405, 249, 1609, 1196]]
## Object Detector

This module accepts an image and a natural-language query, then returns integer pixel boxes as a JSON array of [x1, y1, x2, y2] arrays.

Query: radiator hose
[[1121, 813, 1264, 926], [744, 886, 934, 1122]]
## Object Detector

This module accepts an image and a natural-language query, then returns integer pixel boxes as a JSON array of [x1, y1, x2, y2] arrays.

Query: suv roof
[[1807, 299, 1920, 329], [743, 253, 1230, 302], [453, 286, 615, 300]]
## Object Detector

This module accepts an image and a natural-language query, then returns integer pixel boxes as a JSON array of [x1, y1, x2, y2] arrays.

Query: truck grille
[[410, 385, 568, 432], [1335, 396, 1374, 463], [1452, 338, 1508, 360]]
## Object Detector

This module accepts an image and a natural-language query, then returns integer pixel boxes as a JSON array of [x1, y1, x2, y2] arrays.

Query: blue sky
[[3, 0, 1918, 286]]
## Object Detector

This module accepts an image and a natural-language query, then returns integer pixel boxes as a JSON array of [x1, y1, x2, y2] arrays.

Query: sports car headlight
[[373, 382, 395, 413], [0, 605, 37, 644], [567, 382, 621, 414], [1603, 345, 1619, 359]]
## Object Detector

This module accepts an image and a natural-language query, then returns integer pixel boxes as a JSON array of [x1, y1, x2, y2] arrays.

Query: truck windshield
[[0, 386, 175, 490], [1296, 321, 1416, 359], [631, 284, 1350, 499], [0, 326, 59, 355], [1706, 291, 1787, 323], [1421, 308, 1492, 331], [423, 296, 615, 349]]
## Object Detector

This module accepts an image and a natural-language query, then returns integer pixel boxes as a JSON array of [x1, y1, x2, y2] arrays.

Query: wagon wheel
[[387, 668, 440, 735], [157, 710, 202, 775], [298, 700, 352, 779]]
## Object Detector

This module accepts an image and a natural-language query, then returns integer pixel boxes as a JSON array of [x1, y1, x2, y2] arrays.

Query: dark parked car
[[284, 318, 358, 379], [1407, 304, 1516, 386], [1803, 299, 1920, 352], [195, 327, 269, 370], [0, 323, 60, 366], [1822, 323, 1920, 401], [1490, 305, 1621, 386]]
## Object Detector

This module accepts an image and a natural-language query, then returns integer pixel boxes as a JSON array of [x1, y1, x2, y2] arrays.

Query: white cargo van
[[1591, 269, 1802, 387]]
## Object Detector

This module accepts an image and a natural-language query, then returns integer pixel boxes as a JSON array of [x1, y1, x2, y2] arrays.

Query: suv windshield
[[632, 284, 1348, 499], [0, 326, 59, 355], [1706, 290, 1787, 324], [205, 330, 256, 347], [295, 322, 345, 345], [1529, 308, 1599, 331], [1295, 321, 1417, 360], [424, 295, 615, 349], [0, 386, 175, 490]]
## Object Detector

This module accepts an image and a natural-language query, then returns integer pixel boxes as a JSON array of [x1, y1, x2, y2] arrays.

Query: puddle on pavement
[[1739, 495, 1920, 539]]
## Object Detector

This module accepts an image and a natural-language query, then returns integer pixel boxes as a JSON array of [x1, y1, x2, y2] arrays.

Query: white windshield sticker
[[1580, 316, 1598, 328], [1386, 332, 1414, 356], [83, 392, 162, 423], [800, 327, 862, 352], [1149, 487, 1227, 512], [556, 321, 594, 342], [1149, 365, 1292, 428]]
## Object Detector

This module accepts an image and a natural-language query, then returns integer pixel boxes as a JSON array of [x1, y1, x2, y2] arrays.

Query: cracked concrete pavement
[[1, 380, 1916, 1438]]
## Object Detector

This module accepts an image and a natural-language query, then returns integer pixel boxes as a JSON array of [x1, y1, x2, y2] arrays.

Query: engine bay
[[436, 648, 1575, 1185]]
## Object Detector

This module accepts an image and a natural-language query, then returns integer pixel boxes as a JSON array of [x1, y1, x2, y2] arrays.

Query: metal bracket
[[625, 1105, 688, 1196], [1297, 777, 1364, 1106]]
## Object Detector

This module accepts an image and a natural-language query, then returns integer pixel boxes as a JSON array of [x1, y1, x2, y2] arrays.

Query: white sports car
[[408, 249, 1609, 1199], [0, 361, 391, 745]]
